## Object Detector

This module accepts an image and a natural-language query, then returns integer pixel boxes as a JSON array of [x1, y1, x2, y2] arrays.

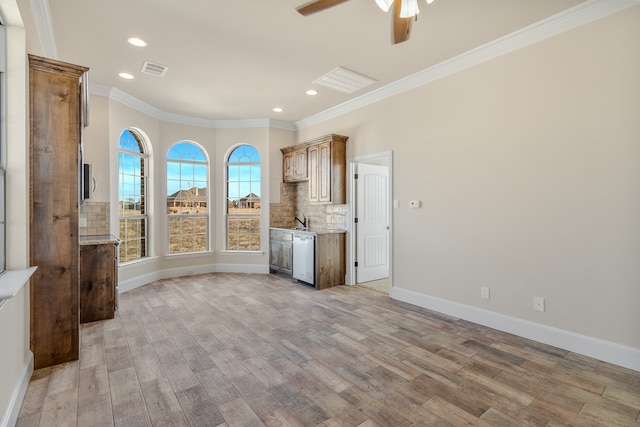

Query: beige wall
[[299, 7, 640, 349], [83, 95, 111, 202]]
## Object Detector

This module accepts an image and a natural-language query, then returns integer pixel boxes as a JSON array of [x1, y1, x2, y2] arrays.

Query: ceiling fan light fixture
[[375, 0, 394, 12], [399, 0, 420, 18]]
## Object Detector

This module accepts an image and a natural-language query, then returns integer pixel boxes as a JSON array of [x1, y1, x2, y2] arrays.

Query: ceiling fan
[[296, 0, 434, 44]]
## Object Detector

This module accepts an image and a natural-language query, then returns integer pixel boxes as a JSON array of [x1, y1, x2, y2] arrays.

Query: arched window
[[118, 129, 148, 262], [167, 141, 208, 254], [226, 145, 261, 250]]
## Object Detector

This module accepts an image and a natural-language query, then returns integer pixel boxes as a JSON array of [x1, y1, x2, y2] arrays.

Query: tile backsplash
[[80, 201, 110, 236], [270, 181, 348, 230]]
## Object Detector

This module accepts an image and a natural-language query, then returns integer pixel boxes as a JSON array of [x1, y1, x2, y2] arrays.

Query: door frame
[[347, 151, 393, 288]]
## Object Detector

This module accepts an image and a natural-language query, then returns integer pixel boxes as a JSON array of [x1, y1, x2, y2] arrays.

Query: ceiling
[[18, 0, 590, 124]]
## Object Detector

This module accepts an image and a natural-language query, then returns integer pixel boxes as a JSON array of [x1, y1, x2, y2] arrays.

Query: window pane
[[180, 235, 195, 253], [169, 235, 181, 254], [228, 165, 239, 181], [181, 163, 194, 179], [194, 164, 207, 181], [251, 165, 260, 181], [167, 180, 181, 198], [239, 182, 251, 198], [196, 234, 207, 251]]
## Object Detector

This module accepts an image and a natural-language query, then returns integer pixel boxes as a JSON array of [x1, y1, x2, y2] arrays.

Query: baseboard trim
[[1, 351, 33, 427], [118, 264, 270, 294], [390, 287, 640, 372]]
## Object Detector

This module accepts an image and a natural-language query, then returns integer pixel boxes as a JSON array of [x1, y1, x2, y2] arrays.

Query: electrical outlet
[[480, 286, 490, 299], [409, 200, 421, 208], [533, 297, 545, 312]]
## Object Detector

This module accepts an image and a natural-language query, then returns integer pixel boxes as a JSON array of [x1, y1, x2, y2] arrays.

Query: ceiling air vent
[[313, 66, 377, 94], [141, 61, 168, 77]]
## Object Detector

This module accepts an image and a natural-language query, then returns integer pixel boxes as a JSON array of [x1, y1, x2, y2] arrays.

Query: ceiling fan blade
[[392, 0, 412, 44], [296, 0, 351, 16]]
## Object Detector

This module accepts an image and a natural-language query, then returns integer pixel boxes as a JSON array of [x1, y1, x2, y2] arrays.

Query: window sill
[[218, 250, 265, 256], [119, 256, 160, 269], [0, 267, 38, 309], [164, 251, 214, 260]]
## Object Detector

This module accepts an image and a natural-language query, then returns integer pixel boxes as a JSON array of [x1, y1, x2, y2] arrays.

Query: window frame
[[118, 129, 149, 263], [166, 141, 209, 255], [225, 144, 261, 251]]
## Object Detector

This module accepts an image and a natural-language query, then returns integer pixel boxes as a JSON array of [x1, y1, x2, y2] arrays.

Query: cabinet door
[[293, 149, 307, 180], [80, 244, 116, 323], [281, 241, 293, 274], [283, 152, 294, 182], [308, 145, 319, 202], [318, 142, 331, 203], [270, 239, 282, 269]]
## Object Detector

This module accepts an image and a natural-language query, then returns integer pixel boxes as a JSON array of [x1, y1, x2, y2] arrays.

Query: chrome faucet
[[294, 215, 307, 228]]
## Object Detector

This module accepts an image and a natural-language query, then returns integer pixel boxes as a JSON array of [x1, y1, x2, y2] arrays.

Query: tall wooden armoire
[[29, 55, 88, 369]]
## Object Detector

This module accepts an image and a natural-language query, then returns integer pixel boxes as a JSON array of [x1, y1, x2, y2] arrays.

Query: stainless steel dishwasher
[[293, 233, 315, 285]]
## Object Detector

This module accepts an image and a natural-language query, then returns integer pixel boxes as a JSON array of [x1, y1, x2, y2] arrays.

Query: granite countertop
[[270, 226, 346, 235], [80, 234, 120, 245]]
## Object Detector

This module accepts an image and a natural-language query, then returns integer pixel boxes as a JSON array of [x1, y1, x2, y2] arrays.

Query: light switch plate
[[79, 217, 87, 227]]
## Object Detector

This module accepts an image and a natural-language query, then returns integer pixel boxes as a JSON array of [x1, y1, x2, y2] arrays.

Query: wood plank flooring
[[16, 272, 640, 426]]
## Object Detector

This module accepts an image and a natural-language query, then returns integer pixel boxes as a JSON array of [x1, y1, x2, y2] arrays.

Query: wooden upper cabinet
[[281, 134, 348, 204], [282, 147, 308, 182], [29, 55, 88, 369], [308, 135, 347, 204]]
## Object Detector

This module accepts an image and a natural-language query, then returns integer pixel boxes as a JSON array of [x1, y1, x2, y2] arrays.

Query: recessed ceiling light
[[273, 107, 283, 113], [128, 37, 147, 47], [306, 89, 318, 96], [119, 72, 134, 80]]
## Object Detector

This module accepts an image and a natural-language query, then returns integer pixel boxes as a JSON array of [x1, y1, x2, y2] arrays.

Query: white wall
[[298, 6, 640, 364], [0, 2, 33, 425]]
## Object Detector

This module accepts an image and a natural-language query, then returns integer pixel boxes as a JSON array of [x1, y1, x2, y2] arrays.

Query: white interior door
[[356, 163, 389, 283]]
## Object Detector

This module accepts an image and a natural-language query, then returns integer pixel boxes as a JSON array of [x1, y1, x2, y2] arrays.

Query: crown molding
[[29, 0, 57, 58], [213, 119, 297, 131], [89, 83, 297, 131], [296, 0, 639, 130]]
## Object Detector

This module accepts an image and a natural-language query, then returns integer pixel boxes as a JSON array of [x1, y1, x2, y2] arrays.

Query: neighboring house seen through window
[[167, 141, 208, 254], [118, 129, 148, 262], [226, 145, 261, 250]]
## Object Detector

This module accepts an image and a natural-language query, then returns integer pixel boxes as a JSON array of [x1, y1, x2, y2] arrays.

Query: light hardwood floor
[[356, 279, 389, 294], [16, 273, 640, 426]]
